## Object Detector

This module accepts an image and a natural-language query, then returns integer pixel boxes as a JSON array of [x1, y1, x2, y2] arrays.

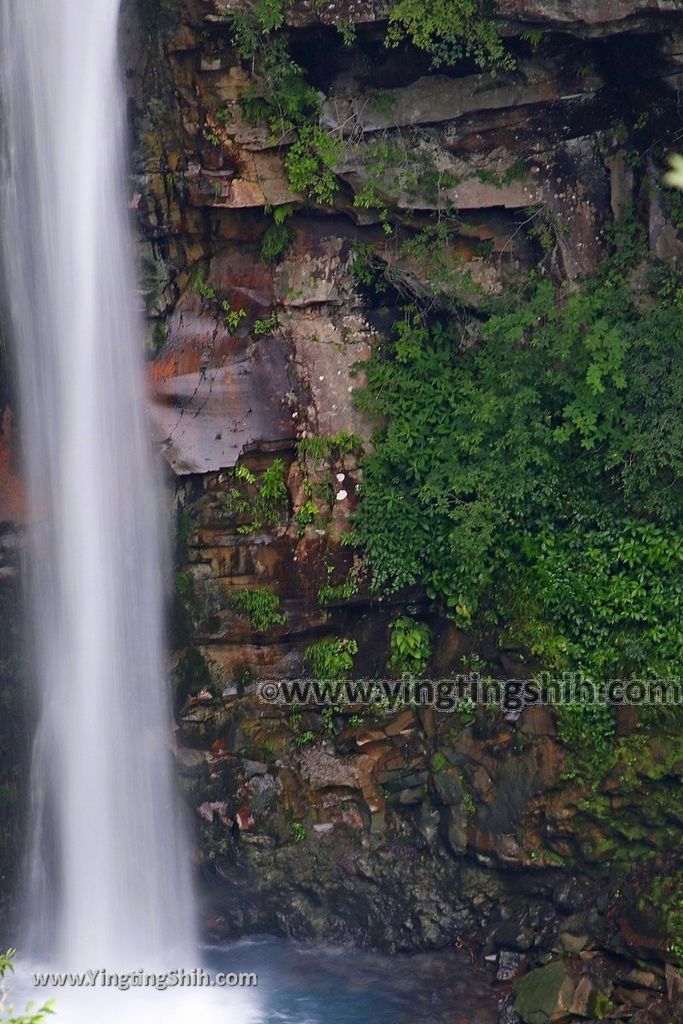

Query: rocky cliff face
[[0, 0, 681, 1016], [118, 1, 683, 1020]]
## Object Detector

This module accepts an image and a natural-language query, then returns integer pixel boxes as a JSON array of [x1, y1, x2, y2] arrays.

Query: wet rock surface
[[117, 0, 683, 1016], [2, 0, 679, 1017]]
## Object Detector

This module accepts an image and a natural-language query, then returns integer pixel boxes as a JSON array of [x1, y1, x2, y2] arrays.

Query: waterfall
[[0, 0, 195, 971]]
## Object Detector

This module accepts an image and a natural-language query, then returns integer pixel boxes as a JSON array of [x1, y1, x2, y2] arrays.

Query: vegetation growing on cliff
[[224, 0, 509, 205], [386, 0, 512, 71], [229, 588, 285, 631], [222, 460, 290, 533], [353, 221, 683, 682], [303, 638, 358, 680]]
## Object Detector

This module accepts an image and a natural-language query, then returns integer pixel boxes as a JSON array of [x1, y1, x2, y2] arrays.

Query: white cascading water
[[0, 0, 193, 967], [0, 3, 259, 1020]]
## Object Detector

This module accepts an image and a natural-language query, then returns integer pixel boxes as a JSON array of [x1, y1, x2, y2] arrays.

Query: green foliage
[[227, 2, 342, 203], [354, 222, 683, 680], [261, 221, 293, 262], [228, 588, 285, 631], [150, 320, 167, 355], [352, 137, 459, 231], [175, 571, 195, 606], [293, 728, 316, 748], [222, 459, 290, 533], [261, 204, 294, 264], [350, 221, 478, 305], [303, 637, 358, 680], [296, 499, 320, 534], [235, 464, 256, 484], [253, 314, 280, 337], [258, 459, 290, 518], [177, 505, 196, 546], [0, 951, 55, 1024], [318, 559, 361, 604], [556, 703, 616, 784], [520, 28, 542, 46], [189, 268, 216, 300], [335, 20, 357, 45], [318, 578, 358, 604], [461, 780, 476, 816], [285, 125, 343, 205], [291, 821, 307, 842], [388, 617, 432, 677], [297, 431, 364, 460], [322, 706, 338, 736], [227, 0, 513, 214], [222, 302, 247, 333], [474, 159, 526, 188], [386, 0, 514, 72], [640, 870, 683, 962]]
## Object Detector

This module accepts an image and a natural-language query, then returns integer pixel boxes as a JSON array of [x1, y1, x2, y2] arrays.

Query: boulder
[[514, 961, 575, 1024]]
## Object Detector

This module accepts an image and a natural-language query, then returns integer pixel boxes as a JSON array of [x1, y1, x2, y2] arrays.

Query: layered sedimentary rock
[[115, 2, 683, 1020], [1, 0, 682, 1015]]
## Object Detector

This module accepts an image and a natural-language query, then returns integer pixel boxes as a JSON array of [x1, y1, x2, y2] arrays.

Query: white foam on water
[[6, 959, 264, 1024]]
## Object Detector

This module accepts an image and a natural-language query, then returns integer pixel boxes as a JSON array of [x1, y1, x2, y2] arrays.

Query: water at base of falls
[[5, 940, 499, 1024]]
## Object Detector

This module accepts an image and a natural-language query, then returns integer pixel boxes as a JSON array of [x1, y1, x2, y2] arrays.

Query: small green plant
[[322, 706, 339, 736], [293, 729, 316, 748], [253, 459, 290, 524], [348, 714, 364, 728], [317, 578, 358, 604], [291, 821, 307, 842], [222, 302, 247, 333], [454, 697, 477, 725], [261, 204, 294, 264], [593, 993, 614, 1018], [150, 321, 167, 355], [228, 588, 285, 631], [388, 617, 431, 677], [521, 28, 542, 46], [431, 750, 450, 773], [297, 431, 364, 461], [368, 89, 396, 117], [235, 464, 256, 484], [189, 268, 216, 300], [638, 870, 683, 964], [295, 499, 319, 535], [253, 314, 280, 337], [336, 20, 357, 45], [204, 128, 221, 147], [303, 637, 358, 680], [461, 779, 476, 816], [224, 459, 290, 534]]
